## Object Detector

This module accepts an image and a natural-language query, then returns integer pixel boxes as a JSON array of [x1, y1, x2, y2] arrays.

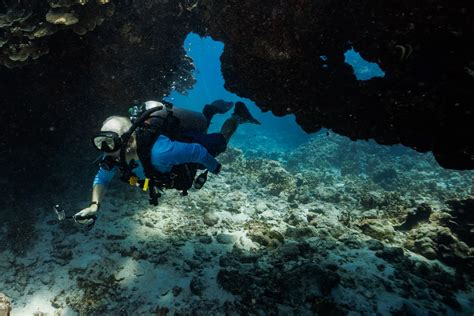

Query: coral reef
[[1, 0, 474, 310], [0, 293, 12, 316], [0, 135, 473, 314], [445, 198, 474, 247], [287, 134, 472, 204], [372, 198, 474, 273], [241, 158, 296, 196], [0, 1, 114, 68], [288, 135, 474, 273], [394, 203, 432, 231], [357, 219, 396, 242], [405, 224, 472, 268], [1, 0, 473, 259]]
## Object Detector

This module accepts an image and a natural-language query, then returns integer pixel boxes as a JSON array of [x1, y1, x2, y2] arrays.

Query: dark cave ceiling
[[1, 0, 473, 169]]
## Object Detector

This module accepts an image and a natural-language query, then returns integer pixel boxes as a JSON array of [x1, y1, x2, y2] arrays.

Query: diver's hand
[[73, 205, 98, 226]]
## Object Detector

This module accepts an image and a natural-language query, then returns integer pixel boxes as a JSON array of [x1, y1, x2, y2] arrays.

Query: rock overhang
[[1, 0, 473, 169]]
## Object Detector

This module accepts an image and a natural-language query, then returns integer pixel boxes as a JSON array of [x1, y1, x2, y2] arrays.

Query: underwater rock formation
[[0, 1, 114, 68], [196, 0, 474, 170], [1, 0, 473, 169], [445, 198, 474, 247], [357, 219, 396, 242], [403, 198, 474, 272], [284, 135, 474, 273], [405, 223, 471, 267], [395, 203, 432, 231], [0, 293, 12, 316]]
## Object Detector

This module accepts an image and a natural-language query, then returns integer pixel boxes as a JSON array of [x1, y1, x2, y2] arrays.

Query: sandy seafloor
[[1, 131, 473, 315]]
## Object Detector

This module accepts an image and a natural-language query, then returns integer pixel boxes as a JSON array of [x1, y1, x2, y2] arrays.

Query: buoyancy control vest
[[120, 101, 209, 205]]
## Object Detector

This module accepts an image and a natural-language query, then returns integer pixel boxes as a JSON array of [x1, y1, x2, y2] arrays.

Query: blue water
[[164, 33, 311, 154], [344, 48, 385, 80]]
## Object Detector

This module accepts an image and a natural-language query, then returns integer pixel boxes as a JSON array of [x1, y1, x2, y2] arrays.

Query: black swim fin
[[203, 100, 234, 116], [233, 101, 261, 125]]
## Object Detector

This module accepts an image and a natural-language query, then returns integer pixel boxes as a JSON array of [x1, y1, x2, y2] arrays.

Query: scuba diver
[[73, 100, 261, 226]]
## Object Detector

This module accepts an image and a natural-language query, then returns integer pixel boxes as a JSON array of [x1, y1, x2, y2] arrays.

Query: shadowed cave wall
[[0, 0, 196, 252], [2, 0, 472, 170], [194, 0, 474, 170]]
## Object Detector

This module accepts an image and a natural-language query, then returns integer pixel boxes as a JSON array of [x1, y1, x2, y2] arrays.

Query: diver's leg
[[203, 100, 234, 127], [233, 101, 261, 125], [203, 106, 215, 127], [220, 102, 261, 142], [220, 116, 239, 142]]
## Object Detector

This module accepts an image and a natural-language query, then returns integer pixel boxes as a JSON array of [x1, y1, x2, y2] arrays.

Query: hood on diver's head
[[91, 116, 133, 153], [101, 116, 133, 136]]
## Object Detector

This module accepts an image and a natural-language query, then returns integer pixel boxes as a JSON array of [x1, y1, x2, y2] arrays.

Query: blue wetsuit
[[93, 135, 220, 187]]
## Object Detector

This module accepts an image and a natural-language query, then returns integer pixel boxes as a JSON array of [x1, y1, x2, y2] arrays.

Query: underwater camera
[[194, 170, 208, 189]]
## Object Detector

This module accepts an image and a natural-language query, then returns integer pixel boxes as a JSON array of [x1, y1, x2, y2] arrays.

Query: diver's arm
[[74, 167, 116, 225], [89, 166, 117, 207], [91, 184, 106, 206]]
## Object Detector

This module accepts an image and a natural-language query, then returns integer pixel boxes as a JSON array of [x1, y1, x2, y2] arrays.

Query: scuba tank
[[129, 100, 208, 134]]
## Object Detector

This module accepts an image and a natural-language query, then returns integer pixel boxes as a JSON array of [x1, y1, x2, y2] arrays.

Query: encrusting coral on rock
[[0, 293, 12, 316], [394, 203, 432, 231], [402, 201, 474, 273], [444, 198, 474, 248], [0, 0, 114, 68]]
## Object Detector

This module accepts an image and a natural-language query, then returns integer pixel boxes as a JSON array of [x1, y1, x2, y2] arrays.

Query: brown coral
[[0, 1, 114, 68], [0, 293, 12, 316], [405, 224, 473, 269]]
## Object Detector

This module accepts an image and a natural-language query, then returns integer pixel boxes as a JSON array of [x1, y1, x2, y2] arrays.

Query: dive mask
[[92, 131, 123, 153]]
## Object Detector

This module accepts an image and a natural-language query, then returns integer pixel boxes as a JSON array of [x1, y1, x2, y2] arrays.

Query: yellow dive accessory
[[129, 176, 138, 186], [143, 178, 150, 191]]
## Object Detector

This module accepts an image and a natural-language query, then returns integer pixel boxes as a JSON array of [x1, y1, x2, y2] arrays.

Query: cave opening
[[164, 32, 312, 154], [344, 48, 385, 81]]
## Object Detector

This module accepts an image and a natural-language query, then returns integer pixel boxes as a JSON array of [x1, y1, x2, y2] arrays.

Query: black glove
[[212, 163, 222, 175]]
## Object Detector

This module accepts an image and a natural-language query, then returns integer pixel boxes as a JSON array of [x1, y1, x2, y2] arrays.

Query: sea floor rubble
[[0, 135, 473, 315]]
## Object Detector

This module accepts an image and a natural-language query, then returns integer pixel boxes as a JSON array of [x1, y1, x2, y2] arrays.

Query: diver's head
[[92, 116, 134, 154], [101, 116, 132, 135]]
